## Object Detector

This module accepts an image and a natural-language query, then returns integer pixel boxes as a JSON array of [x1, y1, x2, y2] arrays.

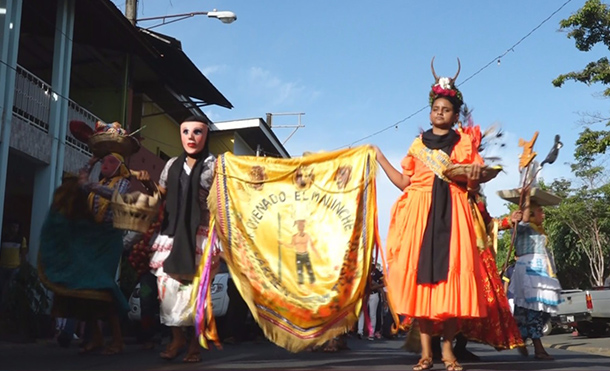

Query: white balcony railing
[[12, 65, 52, 132], [13, 65, 100, 155]]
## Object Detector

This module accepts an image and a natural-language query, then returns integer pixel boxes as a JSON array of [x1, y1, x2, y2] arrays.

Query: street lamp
[[136, 9, 237, 30]]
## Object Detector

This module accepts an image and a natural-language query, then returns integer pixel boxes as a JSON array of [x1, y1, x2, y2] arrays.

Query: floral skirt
[[458, 248, 524, 349], [149, 226, 206, 327], [513, 306, 550, 340]]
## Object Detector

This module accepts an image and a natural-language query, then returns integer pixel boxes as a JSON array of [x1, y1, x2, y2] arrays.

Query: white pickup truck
[[555, 287, 610, 337]]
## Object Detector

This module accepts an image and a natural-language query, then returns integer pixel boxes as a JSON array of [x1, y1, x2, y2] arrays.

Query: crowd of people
[[18, 59, 566, 370]]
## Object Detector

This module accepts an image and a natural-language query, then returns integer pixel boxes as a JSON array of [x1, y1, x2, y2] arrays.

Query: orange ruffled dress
[[386, 131, 487, 321]]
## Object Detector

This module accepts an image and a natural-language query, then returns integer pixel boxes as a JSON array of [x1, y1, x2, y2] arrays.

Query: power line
[[341, 0, 574, 149], [3, 0, 576, 153]]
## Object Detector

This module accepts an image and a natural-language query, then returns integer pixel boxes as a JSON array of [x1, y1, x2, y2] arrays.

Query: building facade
[[0, 0, 289, 265]]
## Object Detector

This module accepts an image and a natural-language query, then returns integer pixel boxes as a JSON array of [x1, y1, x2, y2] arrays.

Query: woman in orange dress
[[375, 61, 486, 371]]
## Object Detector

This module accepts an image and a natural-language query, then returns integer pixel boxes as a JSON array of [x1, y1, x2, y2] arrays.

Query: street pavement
[[0, 332, 609, 370], [541, 332, 610, 358]]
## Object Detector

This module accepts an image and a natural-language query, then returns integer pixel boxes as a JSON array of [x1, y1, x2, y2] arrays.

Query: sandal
[[442, 359, 464, 371], [413, 357, 433, 370]]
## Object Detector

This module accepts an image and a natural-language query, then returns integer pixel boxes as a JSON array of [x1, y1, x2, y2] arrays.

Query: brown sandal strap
[[442, 359, 464, 371], [413, 357, 434, 370]]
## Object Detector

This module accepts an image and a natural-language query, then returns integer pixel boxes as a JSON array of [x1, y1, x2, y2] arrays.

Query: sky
[[113, 0, 607, 243]]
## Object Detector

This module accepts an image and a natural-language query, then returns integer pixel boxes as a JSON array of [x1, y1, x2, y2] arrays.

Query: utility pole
[[125, 0, 137, 25], [123, 0, 137, 131], [266, 112, 305, 145]]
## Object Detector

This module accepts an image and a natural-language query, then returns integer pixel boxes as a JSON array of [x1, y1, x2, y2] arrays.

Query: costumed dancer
[[375, 58, 487, 371], [39, 145, 139, 354], [148, 115, 217, 363], [508, 196, 561, 360], [496, 132, 563, 360]]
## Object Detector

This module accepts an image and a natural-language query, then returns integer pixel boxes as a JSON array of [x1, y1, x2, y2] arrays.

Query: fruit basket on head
[[70, 120, 141, 158], [69, 120, 159, 233], [89, 121, 140, 159]]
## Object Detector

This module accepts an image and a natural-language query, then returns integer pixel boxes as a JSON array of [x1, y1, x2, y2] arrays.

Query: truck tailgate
[[557, 290, 592, 324]]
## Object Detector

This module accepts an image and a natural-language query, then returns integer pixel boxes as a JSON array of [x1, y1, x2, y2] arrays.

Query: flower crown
[[429, 78, 463, 106], [428, 57, 463, 106]]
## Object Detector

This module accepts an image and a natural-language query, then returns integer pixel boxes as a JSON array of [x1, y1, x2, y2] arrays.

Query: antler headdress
[[429, 57, 463, 106]]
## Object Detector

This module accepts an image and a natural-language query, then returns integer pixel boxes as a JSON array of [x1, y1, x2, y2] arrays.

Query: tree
[[546, 161, 610, 287], [553, 0, 610, 156], [544, 206, 590, 289], [553, 0, 610, 97], [543, 179, 587, 288], [549, 0, 610, 286]]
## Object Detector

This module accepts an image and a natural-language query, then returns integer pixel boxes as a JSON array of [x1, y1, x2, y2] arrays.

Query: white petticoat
[[149, 226, 206, 327], [509, 253, 562, 314]]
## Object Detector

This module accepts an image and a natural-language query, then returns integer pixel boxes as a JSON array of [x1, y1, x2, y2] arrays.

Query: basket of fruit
[[69, 120, 140, 158], [88, 122, 140, 158], [111, 190, 160, 233], [443, 164, 502, 184]]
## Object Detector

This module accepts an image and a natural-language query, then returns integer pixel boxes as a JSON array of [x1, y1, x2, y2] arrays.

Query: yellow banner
[[208, 146, 378, 352]]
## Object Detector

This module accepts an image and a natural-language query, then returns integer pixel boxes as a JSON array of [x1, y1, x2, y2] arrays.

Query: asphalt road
[[0, 333, 608, 370]]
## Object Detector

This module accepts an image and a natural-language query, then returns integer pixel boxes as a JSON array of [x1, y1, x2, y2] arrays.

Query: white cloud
[[202, 109, 223, 123], [201, 64, 227, 77], [247, 67, 310, 107]]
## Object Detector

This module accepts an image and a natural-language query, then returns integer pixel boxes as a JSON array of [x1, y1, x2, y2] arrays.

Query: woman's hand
[[372, 144, 411, 191], [133, 170, 158, 195], [467, 163, 481, 181], [371, 145, 381, 162], [466, 163, 481, 191]]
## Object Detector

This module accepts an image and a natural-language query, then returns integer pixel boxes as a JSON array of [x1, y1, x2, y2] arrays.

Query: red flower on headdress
[[432, 84, 457, 97]]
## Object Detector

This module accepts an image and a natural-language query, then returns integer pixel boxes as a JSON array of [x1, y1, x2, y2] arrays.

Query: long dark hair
[[182, 115, 211, 159]]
